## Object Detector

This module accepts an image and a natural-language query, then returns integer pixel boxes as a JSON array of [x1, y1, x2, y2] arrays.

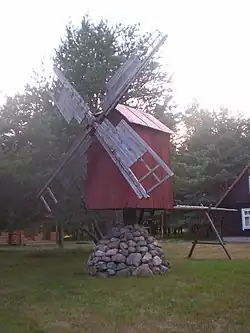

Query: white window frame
[[241, 208, 250, 230]]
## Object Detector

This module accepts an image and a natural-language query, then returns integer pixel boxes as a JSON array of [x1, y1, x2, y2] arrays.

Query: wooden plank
[[40, 196, 51, 213], [52, 67, 94, 125], [174, 205, 237, 212], [120, 119, 174, 177], [139, 161, 161, 182], [94, 120, 149, 199], [194, 241, 226, 245], [96, 34, 167, 123]]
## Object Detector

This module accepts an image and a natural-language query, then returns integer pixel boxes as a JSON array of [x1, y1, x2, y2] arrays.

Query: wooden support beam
[[193, 241, 226, 245], [205, 211, 232, 260], [187, 211, 232, 260], [187, 240, 197, 258], [138, 209, 145, 224]]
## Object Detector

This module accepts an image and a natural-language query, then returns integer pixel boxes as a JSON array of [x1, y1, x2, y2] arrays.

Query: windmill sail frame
[[37, 32, 173, 213]]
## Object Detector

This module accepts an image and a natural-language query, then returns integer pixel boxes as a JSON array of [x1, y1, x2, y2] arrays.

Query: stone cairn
[[87, 224, 170, 277]]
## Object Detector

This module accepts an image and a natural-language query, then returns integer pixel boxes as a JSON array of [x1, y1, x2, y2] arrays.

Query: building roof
[[216, 163, 250, 207], [115, 104, 173, 134]]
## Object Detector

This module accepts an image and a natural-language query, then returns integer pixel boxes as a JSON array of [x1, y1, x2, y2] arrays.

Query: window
[[241, 208, 250, 230]]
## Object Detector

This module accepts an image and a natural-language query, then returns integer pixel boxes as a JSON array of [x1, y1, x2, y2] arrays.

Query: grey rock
[[134, 237, 139, 242], [126, 225, 133, 229], [107, 269, 116, 276], [134, 224, 141, 230], [138, 246, 148, 253], [138, 240, 147, 246], [99, 239, 109, 245], [148, 244, 155, 251], [92, 256, 102, 264], [126, 253, 142, 267], [96, 262, 107, 271], [142, 252, 152, 263], [95, 250, 105, 257], [117, 263, 127, 271], [126, 233, 134, 240], [106, 248, 118, 256], [102, 256, 111, 262], [156, 246, 164, 254], [152, 256, 162, 266], [112, 253, 126, 263], [128, 240, 136, 247], [147, 236, 154, 243], [152, 266, 160, 274], [128, 246, 136, 253], [107, 262, 117, 270], [120, 228, 127, 235], [153, 240, 159, 246], [87, 259, 93, 266], [138, 236, 145, 241], [96, 244, 107, 252], [112, 231, 121, 238], [119, 248, 129, 256], [159, 264, 169, 274], [109, 241, 120, 249], [148, 262, 154, 270], [133, 231, 141, 237], [150, 250, 157, 257], [120, 242, 128, 249], [117, 267, 131, 277], [110, 237, 120, 242], [133, 264, 153, 277]]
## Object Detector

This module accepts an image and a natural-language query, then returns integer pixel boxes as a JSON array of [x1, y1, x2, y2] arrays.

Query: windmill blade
[[50, 67, 95, 126], [98, 32, 168, 121], [93, 119, 174, 199], [37, 134, 92, 213]]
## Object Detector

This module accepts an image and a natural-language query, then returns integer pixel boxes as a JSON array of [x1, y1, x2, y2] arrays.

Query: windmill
[[37, 31, 174, 224]]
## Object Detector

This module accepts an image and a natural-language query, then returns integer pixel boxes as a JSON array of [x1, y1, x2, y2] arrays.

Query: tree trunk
[[123, 208, 137, 225]]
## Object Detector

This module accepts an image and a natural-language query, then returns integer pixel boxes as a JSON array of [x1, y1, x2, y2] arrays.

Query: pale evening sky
[[0, 0, 250, 115]]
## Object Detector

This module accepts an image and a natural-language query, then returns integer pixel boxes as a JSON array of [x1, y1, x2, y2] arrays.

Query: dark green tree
[[174, 102, 250, 205], [0, 15, 175, 236]]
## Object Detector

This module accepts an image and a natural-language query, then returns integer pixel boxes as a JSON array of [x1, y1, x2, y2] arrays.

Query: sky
[[0, 0, 250, 115]]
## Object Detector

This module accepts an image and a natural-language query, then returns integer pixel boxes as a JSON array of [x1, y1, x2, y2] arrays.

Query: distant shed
[[216, 163, 250, 237], [85, 104, 174, 210]]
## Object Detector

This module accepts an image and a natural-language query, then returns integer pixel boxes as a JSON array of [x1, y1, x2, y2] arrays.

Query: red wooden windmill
[[37, 32, 174, 223]]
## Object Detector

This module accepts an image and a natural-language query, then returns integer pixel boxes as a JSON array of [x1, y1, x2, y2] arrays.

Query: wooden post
[[138, 209, 144, 224], [205, 212, 232, 260], [123, 208, 137, 225], [57, 220, 64, 248], [187, 240, 197, 258], [160, 213, 164, 238], [187, 211, 232, 260]]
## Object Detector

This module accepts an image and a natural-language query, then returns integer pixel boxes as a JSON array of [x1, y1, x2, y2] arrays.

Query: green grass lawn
[[1, 242, 250, 333]]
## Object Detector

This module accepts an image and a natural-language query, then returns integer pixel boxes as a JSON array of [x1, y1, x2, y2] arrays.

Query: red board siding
[[85, 110, 173, 210]]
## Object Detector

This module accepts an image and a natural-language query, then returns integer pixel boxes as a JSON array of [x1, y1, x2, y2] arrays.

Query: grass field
[[1, 241, 250, 333]]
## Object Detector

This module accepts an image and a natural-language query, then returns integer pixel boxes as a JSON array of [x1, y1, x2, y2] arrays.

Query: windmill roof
[[115, 104, 173, 134], [216, 163, 250, 207]]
